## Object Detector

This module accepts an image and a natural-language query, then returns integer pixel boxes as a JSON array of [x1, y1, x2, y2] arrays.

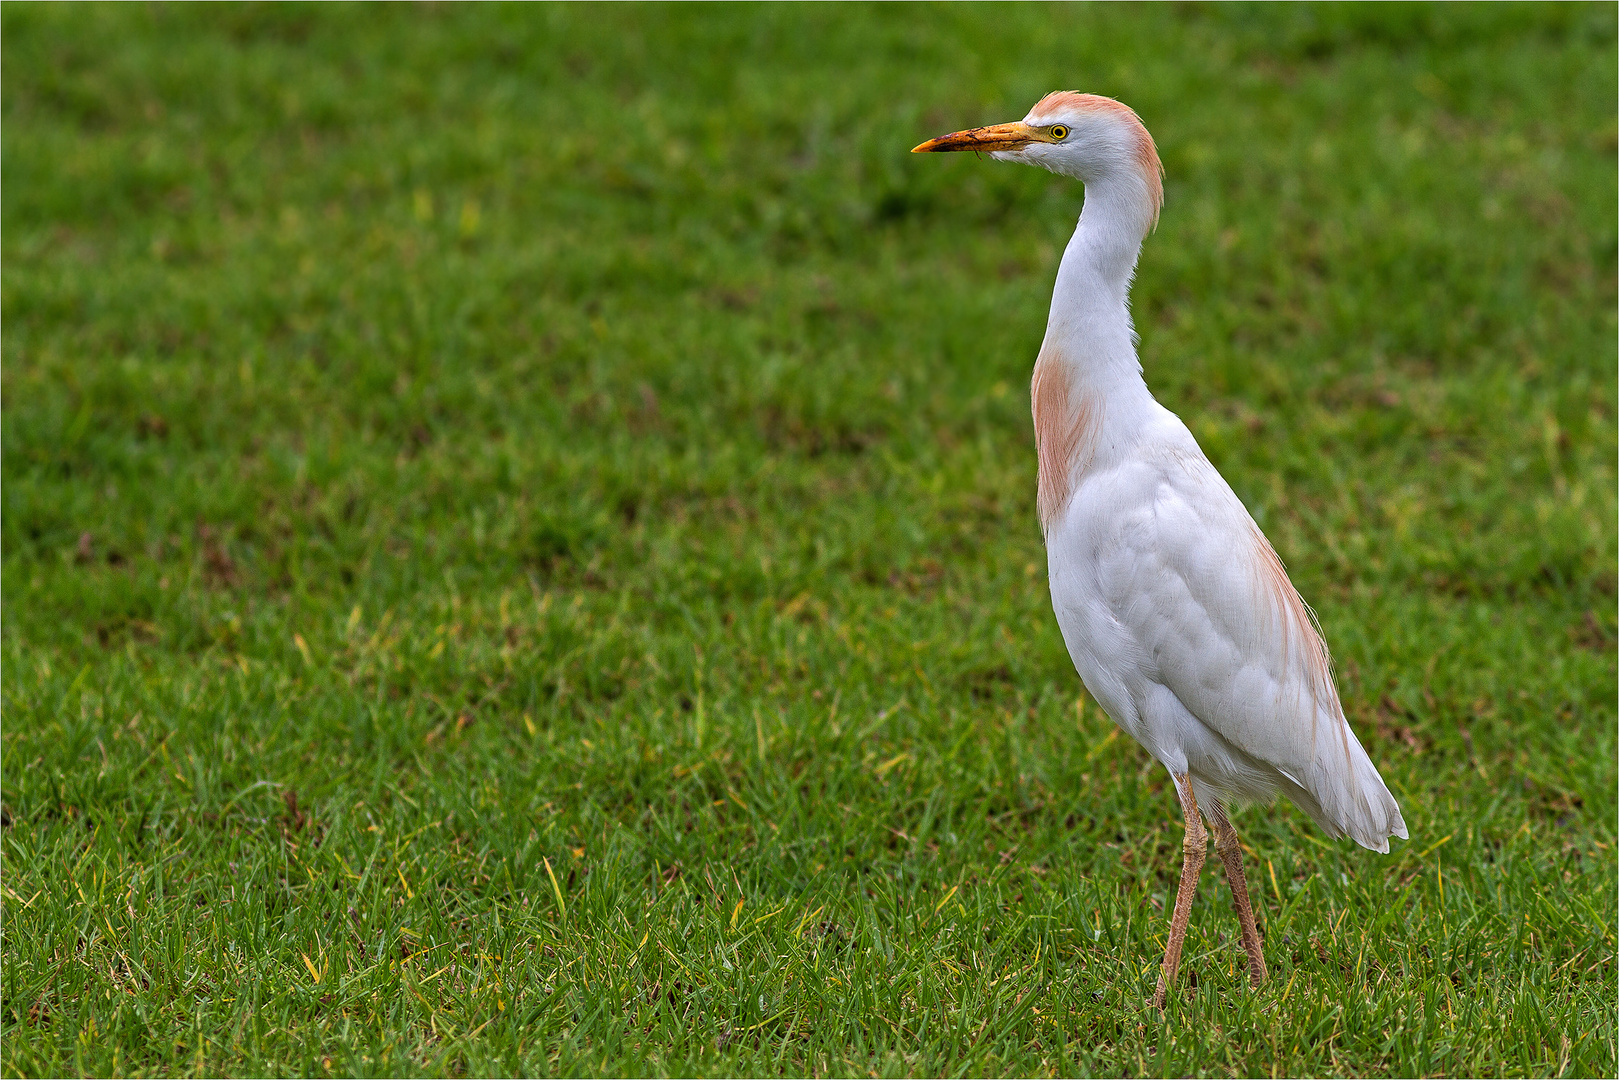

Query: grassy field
[[3, 3, 1615, 1076]]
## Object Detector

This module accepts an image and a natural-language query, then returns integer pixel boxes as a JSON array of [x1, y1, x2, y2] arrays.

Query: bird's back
[[1046, 404, 1408, 851]]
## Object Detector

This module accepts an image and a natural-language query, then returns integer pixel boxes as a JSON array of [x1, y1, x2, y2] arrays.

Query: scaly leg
[[1151, 773, 1206, 1009], [1209, 807, 1268, 988]]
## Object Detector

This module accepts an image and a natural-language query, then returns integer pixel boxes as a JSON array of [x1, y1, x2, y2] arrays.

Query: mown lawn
[[2, 3, 1615, 1076]]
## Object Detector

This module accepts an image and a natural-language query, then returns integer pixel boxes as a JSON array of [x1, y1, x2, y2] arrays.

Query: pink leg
[[1151, 773, 1207, 1009], [1209, 807, 1269, 988]]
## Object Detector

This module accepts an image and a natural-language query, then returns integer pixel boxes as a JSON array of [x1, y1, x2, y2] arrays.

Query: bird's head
[[914, 91, 1163, 230]]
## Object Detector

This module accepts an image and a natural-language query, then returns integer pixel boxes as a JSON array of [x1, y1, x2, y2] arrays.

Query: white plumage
[[916, 92, 1406, 1006]]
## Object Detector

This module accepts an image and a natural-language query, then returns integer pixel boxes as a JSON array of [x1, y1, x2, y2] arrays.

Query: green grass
[[3, 3, 1615, 1076]]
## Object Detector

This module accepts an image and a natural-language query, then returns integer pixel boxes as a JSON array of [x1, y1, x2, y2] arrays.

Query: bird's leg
[[1209, 808, 1269, 989], [1150, 773, 1206, 1009]]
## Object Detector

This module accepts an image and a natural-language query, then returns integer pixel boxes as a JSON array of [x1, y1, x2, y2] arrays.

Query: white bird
[[915, 93, 1406, 1007]]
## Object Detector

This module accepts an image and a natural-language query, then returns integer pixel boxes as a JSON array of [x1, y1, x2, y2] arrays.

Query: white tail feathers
[[1279, 720, 1407, 852]]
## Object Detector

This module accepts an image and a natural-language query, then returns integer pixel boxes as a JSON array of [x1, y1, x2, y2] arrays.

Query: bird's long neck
[[1030, 176, 1158, 532], [1041, 175, 1154, 401]]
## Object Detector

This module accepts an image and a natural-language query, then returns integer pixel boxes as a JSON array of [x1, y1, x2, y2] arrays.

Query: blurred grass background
[[2, 3, 1614, 1076]]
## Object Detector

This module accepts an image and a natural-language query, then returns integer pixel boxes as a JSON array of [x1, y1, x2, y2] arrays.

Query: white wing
[[1063, 438, 1407, 851]]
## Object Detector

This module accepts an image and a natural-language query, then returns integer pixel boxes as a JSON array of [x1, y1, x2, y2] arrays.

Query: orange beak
[[912, 121, 1040, 154]]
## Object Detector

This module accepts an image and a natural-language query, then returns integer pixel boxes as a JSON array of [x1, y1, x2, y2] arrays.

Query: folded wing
[[1098, 453, 1407, 851]]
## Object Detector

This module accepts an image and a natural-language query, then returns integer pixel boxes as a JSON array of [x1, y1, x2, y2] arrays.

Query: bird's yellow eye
[[1050, 125, 1069, 140]]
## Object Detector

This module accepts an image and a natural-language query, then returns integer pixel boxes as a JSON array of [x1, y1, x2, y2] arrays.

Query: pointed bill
[[912, 122, 1041, 154]]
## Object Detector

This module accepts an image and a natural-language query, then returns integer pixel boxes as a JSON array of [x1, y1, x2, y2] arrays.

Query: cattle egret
[[914, 93, 1407, 1007]]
